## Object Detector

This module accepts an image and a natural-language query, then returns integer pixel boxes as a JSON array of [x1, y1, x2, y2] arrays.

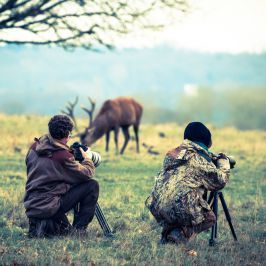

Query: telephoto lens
[[226, 155, 236, 169], [90, 151, 101, 167]]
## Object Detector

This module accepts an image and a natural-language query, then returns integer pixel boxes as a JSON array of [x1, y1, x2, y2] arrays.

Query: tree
[[0, 0, 188, 50]]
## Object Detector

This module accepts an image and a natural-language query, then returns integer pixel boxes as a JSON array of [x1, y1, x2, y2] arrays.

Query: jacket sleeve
[[63, 156, 96, 184], [190, 152, 230, 191]]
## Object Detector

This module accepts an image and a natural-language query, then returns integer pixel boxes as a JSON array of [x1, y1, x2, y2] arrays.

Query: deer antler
[[61, 96, 79, 130], [81, 97, 96, 127]]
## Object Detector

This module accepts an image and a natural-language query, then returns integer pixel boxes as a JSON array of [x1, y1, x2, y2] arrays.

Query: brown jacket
[[24, 134, 95, 218]]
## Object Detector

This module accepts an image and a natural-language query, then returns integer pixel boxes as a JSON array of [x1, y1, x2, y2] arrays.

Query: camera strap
[[197, 150, 212, 163]]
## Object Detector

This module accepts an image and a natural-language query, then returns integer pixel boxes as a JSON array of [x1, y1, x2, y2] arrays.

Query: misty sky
[[117, 0, 266, 53]]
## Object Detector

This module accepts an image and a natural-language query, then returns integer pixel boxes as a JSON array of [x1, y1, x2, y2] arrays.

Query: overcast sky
[[117, 0, 266, 54]]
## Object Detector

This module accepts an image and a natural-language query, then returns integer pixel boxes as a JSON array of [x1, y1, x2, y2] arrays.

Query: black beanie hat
[[184, 122, 212, 147]]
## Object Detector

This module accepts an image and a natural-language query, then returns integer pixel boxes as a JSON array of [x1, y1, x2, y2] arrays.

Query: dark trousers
[[53, 179, 99, 231], [161, 210, 216, 241], [28, 180, 99, 237], [182, 210, 216, 238]]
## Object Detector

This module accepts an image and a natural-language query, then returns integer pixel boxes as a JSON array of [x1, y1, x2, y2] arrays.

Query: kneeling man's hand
[[217, 153, 230, 169], [79, 147, 93, 160]]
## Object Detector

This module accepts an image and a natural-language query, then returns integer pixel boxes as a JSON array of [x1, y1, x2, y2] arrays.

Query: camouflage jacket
[[145, 139, 230, 226]]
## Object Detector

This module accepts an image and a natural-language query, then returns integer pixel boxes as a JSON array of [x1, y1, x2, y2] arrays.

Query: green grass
[[0, 114, 265, 265]]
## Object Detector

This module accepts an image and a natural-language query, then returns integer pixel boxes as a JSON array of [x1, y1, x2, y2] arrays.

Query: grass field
[[0, 114, 265, 265]]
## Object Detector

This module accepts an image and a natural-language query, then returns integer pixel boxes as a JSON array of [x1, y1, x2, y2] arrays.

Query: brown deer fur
[[81, 97, 143, 154]]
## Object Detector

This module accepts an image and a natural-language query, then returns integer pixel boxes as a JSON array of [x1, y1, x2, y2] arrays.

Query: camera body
[[212, 153, 236, 169], [70, 142, 101, 167]]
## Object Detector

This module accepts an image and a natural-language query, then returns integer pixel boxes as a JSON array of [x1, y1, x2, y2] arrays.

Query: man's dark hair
[[184, 122, 212, 147], [48, 115, 74, 140]]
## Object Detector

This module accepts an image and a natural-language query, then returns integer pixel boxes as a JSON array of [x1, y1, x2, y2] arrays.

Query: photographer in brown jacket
[[24, 115, 99, 237]]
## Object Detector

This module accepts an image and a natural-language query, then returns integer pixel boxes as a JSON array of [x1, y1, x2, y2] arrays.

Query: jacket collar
[[194, 141, 209, 152], [182, 139, 211, 157], [47, 134, 70, 151], [34, 134, 70, 156]]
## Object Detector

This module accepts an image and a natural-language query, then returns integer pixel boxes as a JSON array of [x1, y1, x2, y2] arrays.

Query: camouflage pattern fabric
[[145, 139, 230, 227]]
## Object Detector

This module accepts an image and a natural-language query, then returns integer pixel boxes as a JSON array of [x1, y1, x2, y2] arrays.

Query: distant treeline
[[142, 87, 266, 130], [1, 87, 265, 130]]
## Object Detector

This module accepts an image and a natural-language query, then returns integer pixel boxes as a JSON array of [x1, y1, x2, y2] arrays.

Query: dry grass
[[0, 114, 265, 265]]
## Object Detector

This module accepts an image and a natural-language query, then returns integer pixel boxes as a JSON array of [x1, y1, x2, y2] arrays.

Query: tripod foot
[[104, 232, 114, 238], [209, 239, 218, 246]]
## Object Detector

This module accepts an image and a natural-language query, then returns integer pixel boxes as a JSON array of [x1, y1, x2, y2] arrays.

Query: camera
[[70, 142, 101, 167], [212, 153, 236, 169]]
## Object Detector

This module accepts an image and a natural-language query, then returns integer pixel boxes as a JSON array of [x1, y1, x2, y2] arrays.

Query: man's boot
[[28, 218, 60, 238], [167, 228, 187, 245], [28, 218, 38, 238]]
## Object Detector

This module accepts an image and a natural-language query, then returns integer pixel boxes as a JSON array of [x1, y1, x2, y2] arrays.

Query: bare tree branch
[[0, 0, 188, 49]]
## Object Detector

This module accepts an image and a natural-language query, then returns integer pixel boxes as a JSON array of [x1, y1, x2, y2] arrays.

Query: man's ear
[[68, 130, 73, 139]]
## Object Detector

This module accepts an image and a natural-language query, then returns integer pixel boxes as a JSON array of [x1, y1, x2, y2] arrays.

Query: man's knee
[[83, 179, 99, 195], [90, 179, 99, 192], [204, 210, 216, 226]]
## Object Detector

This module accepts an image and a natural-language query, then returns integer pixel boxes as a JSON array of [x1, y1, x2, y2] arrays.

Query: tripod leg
[[209, 192, 218, 246], [208, 191, 214, 205], [215, 205, 218, 239], [97, 203, 113, 234], [213, 192, 218, 240], [95, 203, 113, 237], [209, 223, 216, 246], [218, 192, 238, 241]]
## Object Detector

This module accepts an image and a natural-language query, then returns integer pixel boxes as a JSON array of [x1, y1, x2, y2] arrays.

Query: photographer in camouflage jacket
[[145, 122, 231, 244]]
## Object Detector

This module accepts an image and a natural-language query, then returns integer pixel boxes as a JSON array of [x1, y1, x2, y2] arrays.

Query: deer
[[62, 96, 143, 155]]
